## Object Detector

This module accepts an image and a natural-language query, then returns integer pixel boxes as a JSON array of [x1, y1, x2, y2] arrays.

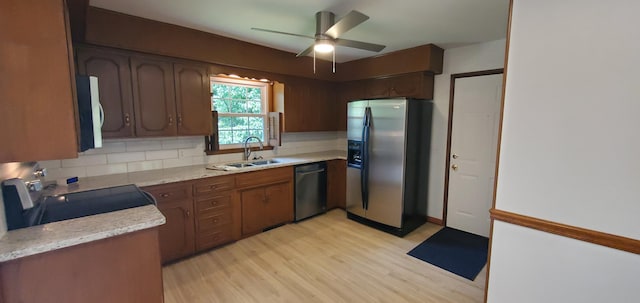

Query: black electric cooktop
[[24, 184, 155, 228]]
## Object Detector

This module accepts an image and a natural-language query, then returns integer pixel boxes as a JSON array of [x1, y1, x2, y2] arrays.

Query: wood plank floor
[[163, 209, 486, 303]]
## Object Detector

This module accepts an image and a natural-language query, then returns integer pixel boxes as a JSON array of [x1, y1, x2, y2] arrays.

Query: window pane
[[218, 116, 234, 131], [231, 117, 248, 130], [247, 101, 262, 114], [248, 117, 264, 129], [218, 130, 234, 145]]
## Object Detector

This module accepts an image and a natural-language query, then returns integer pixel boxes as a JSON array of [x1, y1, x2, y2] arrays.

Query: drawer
[[195, 194, 232, 214], [194, 176, 235, 196], [196, 227, 232, 251], [196, 210, 232, 232], [235, 166, 293, 188], [143, 182, 192, 204]]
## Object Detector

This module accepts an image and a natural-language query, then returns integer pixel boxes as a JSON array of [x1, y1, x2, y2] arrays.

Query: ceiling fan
[[251, 10, 386, 58]]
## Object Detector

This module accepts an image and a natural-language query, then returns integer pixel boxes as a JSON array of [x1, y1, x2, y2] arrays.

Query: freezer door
[[347, 101, 368, 140], [365, 99, 407, 228], [346, 166, 366, 217], [346, 101, 368, 217]]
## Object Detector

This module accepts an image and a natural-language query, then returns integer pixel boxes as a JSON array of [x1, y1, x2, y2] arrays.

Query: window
[[210, 76, 269, 148]]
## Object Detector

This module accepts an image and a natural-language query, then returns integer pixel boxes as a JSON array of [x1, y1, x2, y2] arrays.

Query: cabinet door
[[364, 77, 392, 99], [156, 199, 195, 263], [174, 63, 213, 136], [0, 0, 78, 162], [131, 57, 177, 136], [145, 182, 195, 263], [337, 81, 365, 131], [241, 187, 267, 236], [327, 159, 347, 209], [76, 47, 135, 138], [265, 181, 293, 227]]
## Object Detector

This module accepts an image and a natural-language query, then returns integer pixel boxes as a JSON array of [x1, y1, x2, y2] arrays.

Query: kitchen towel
[[407, 227, 489, 280]]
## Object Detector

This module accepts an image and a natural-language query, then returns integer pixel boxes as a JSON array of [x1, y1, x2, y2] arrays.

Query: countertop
[[48, 150, 346, 193], [0, 150, 345, 262], [0, 205, 165, 262]]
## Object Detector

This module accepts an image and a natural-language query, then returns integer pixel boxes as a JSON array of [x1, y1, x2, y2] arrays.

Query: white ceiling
[[90, 0, 510, 63]]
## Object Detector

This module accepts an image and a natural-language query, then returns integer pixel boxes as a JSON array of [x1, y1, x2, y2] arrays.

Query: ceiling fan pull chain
[[332, 49, 336, 73], [313, 49, 316, 74]]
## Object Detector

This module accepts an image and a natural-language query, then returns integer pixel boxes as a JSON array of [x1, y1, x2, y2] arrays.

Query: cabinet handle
[[168, 115, 173, 126], [209, 185, 217, 189], [161, 193, 170, 198], [210, 201, 218, 206], [212, 218, 218, 223], [124, 113, 131, 126], [185, 210, 190, 218], [177, 114, 183, 126]]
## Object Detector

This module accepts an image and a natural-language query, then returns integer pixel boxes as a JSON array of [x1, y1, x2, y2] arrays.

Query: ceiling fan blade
[[251, 27, 315, 39], [324, 10, 369, 38], [296, 44, 315, 57], [335, 38, 386, 52]]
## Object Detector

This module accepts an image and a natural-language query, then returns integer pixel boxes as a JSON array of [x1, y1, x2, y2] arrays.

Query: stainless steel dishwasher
[[294, 162, 327, 221]]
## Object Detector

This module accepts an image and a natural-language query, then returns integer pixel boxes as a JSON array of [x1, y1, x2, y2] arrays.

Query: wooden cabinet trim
[[235, 167, 293, 189]]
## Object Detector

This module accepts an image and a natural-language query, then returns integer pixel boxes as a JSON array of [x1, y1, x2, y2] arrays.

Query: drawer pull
[[209, 185, 217, 189], [210, 201, 218, 206], [161, 193, 170, 198], [185, 210, 190, 218], [212, 218, 218, 223]]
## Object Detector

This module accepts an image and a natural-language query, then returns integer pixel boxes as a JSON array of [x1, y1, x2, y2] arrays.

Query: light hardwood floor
[[163, 209, 486, 303]]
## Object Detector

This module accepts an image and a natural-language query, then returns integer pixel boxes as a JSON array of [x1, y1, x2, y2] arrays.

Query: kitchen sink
[[251, 159, 280, 165], [225, 159, 280, 168], [226, 162, 256, 168]]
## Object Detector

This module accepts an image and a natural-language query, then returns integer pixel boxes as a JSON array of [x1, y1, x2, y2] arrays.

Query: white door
[[446, 73, 503, 237]]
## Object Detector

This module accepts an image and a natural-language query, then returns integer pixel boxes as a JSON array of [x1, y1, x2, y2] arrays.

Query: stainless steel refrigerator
[[346, 99, 432, 236]]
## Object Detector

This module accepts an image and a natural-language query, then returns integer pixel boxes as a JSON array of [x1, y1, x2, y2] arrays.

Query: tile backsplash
[[39, 132, 346, 181]]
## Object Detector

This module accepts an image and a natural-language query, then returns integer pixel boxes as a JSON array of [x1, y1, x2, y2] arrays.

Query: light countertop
[[0, 205, 165, 262], [0, 150, 345, 262], [49, 150, 346, 193]]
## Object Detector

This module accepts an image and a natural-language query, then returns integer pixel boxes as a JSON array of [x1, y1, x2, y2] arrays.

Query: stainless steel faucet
[[243, 136, 264, 160]]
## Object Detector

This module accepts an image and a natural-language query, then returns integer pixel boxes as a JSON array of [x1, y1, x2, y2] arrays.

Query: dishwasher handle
[[296, 168, 326, 177]]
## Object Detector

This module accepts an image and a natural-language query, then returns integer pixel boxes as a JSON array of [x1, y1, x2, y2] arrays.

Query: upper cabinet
[[173, 63, 213, 136], [364, 72, 435, 100], [76, 47, 135, 138], [76, 46, 212, 138], [278, 78, 338, 132], [0, 0, 79, 163], [131, 57, 177, 137]]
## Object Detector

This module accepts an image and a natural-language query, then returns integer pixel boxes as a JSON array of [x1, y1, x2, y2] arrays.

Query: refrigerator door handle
[[361, 107, 372, 210]]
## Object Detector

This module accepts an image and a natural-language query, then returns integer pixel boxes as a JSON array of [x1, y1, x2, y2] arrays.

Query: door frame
[[442, 68, 504, 226]]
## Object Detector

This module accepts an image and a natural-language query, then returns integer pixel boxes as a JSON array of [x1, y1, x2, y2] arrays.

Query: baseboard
[[427, 216, 443, 225]]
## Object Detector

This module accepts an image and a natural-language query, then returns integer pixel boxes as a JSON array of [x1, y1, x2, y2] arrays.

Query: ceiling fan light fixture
[[314, 40, 334, 53]]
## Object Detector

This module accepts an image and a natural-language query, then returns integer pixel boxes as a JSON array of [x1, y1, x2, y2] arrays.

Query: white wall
[[38, 132, 346, 180], [488, 0, 640, 302], [488, 222, 640, 303], [429, 39, 506, 219]]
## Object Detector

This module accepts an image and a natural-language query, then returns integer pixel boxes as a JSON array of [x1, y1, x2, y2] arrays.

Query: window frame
[[210, 76, 270, 150]]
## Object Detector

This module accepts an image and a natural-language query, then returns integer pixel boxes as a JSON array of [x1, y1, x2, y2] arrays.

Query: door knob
[[452, 154, 459, 159], [451, 164, 459, 171]]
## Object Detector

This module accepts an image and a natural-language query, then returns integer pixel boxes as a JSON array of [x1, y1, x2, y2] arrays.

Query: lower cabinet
[[193, 176, 235, 251], [0, 228, 164, 303], [144, 166, 295, 263], [236, 167, 294, 237], [327, 159, 347, 209], [144, 182, 195, 263]]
